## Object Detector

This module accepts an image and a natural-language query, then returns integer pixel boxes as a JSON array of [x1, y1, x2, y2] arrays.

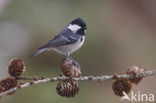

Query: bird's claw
[[63, 55, 80, 67]]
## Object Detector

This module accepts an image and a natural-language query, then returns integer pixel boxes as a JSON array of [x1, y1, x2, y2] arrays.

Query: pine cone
[[8, 58, 25, 78], [61, 57, 81, 77], [56, 80, 79, 97], [126, 66, 144, 85], [112, 77, 131, 97], [0, 77, 18, 95]]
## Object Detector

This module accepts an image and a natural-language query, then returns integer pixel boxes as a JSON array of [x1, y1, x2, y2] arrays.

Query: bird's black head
[[67, 18, 87, 35], [71, 18, 87, 29]]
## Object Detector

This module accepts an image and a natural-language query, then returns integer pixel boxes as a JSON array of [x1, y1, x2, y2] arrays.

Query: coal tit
[[29, 17, 87, 58]]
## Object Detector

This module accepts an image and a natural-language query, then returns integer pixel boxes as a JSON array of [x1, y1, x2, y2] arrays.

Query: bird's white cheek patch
[[85, 29, 87, 33], [67, 24, 81, 33]]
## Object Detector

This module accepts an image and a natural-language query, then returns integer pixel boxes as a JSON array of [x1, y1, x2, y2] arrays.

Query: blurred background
[[0, 0, 156, 103]]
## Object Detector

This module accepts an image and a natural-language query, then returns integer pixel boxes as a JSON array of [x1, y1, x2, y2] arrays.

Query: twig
[[0, 70, 156, 96]]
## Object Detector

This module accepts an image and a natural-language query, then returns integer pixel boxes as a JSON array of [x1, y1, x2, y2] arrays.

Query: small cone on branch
[[126, 66, 144, 85], [8, 58, 25, 78], [20, 81, 24, 85], [61, 57, 81, 77], [0, 87, 3, 100], [112, 77, 131, 97], [0, 77, 18, 95], [56, 80, 79, 97]]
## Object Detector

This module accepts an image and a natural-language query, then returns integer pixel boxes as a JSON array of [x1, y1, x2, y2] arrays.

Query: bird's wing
[[48, 34, 78, 46], [39, 29, 79, 49], [29, 29, 79, 58]]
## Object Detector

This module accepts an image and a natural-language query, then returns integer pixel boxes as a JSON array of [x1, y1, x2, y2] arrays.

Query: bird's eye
[[80, 24, 86, 28]]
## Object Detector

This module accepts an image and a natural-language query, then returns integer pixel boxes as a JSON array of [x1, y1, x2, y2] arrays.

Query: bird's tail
[[29, 48, 46, 58]]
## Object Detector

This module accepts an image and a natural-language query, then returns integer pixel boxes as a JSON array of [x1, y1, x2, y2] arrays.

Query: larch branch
[[0, 70, 156, 96]]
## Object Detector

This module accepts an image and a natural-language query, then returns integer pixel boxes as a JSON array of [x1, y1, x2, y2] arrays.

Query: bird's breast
[[53, 36, 85, 55]]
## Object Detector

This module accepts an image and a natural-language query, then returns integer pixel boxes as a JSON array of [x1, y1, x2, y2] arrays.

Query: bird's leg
[[64, 53, 80, 67], [64, 53, 70, 58], [71, 59, 80, 67]]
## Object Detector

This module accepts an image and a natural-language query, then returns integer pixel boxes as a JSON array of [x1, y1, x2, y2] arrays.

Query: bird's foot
[[63, 54, 70, 59], [63, 55, 80, 67], [72, 59, 80, 67]]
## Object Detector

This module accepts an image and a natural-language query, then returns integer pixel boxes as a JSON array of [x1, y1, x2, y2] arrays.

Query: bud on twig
[[33, 75, 38, 81], [8, 58, 25, 78], [0, 87, 3, 100], [20, 81, 24, 85], [112, 77, 131, 97], [61, 57, 81, 77], [56, 80, 79, 97], [40, 76, 45, 80], [30, 81, 34, 85], [126, 66, 144, 85]]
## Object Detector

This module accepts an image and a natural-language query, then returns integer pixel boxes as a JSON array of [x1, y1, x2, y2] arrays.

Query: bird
[[29, 17, 87, 61]]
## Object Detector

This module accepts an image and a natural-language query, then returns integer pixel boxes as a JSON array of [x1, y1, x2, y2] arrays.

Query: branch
[[0, 70, 156, 96]]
